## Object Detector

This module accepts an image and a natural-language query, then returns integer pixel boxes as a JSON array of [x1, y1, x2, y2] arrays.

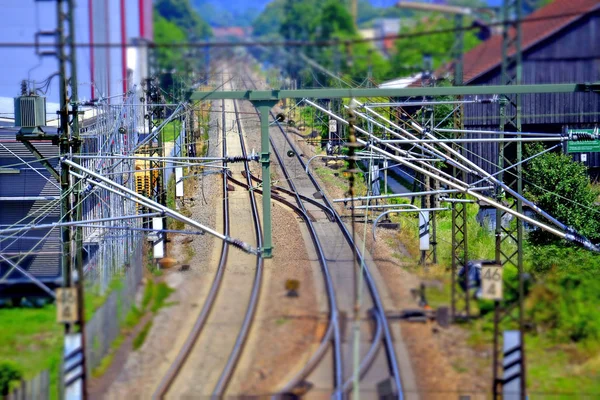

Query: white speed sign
[[481, 264, 503, 300]]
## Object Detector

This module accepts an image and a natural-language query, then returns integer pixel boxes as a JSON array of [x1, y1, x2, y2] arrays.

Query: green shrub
[[133, 321, 153, 350], [0, 361, 22, 395], [524, 143, 600, 243], [525, 243, 600, 342]]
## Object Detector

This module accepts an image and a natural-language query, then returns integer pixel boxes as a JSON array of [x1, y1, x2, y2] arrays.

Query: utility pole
[[351, 0, 358, 28], [450, 12, 470, 321], [418, 54, 436, 265], [494, 0, 526, 399], [18, 0, 87, 397], [145, 76, 167, 260]]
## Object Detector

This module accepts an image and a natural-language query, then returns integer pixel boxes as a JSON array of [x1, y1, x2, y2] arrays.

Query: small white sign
[[56, 288, 78, 323], [419, 211, 430, 251], [481, 264, 503, 300], [152, 217, 164, 259], [328, 119, 337, 133], [581, 153, 588, 162], [175, 167, 184, 197]]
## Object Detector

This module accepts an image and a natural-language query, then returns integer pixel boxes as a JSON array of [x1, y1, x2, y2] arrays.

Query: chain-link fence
[[84, 240, 143, 375], [5, 370, 49, 400]]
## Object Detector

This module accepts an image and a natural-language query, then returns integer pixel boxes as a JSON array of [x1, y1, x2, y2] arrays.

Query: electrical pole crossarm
[[190, 83, 600, 102]]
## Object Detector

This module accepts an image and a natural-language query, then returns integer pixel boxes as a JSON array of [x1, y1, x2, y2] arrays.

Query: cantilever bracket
[[18, 139, 60, 181], [583, 82, 600, 93]]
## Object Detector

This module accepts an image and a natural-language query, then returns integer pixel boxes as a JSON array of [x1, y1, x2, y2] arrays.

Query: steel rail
[[268, 105, 404, 397], [267, 119, 344, 398], [247, 173, 336, 221], [228, 175, 314, 221], [241, 75, 344, 397], [211, 94, 264, 397], [152, 99, 232, 399], [341, 309, 383, 393]]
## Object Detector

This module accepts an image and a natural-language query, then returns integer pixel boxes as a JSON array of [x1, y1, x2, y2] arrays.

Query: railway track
[[153, 76, 263, 398], [241, 72, 404, 398]]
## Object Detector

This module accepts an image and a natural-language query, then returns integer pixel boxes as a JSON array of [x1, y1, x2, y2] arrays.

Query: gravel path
[[98, 97, 223, 399]]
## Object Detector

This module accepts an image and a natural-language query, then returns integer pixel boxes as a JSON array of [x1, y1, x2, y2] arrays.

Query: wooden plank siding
[[461, 9, 600, 178]]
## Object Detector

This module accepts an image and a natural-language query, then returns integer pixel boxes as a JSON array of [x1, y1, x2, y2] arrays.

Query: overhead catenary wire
[[0, 9, 593, 49]]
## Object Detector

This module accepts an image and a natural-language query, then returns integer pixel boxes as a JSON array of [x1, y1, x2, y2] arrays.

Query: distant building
[[372, 18, 401, 57], [0, 0, 153, 105], [0, 127, 61, 297], [212, 26, 251, 40], [83, 0, 154, 101], [454, 0, 600, 180]]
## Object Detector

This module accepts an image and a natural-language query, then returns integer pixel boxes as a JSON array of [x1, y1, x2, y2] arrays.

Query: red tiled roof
[[212, 26, 247, 38], [463, 0, 600, 83], [383, 34, 397, 52]]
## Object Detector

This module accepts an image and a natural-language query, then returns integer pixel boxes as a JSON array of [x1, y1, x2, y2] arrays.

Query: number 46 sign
[[481, 264, 503, 301]]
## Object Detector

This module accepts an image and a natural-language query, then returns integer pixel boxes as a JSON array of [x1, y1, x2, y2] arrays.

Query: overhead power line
[[0, 9, 592, 49]]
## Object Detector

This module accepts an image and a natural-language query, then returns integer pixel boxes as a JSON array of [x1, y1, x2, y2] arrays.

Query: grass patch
[[91, 279, 174, 376], [91, 334, 126, 378], [527, 335, 600, 396], [275, 317, 289, 326], [0, 305, 62, 399], [151, 282, 175, 314], [132, 321, 153, 351], [84, 276, 125, 321], [184, 245, 195, 263], [160, 119, 182, 143], [141, 280, 155, 311]]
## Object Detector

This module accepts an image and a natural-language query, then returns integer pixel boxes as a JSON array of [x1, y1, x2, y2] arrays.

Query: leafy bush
[[524, 143, 600, 243], [0, 362, 22, 395], [526, 244, 600, 342]]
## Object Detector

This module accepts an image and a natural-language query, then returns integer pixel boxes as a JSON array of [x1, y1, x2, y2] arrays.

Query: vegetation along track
[[153, 87, 263, 398], [243, 73, 404, 398]]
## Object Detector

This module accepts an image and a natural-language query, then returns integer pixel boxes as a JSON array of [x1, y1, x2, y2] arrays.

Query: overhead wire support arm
[[190, 82, 600, 102], [19, 140, 60, 181], [64, 159, 259, 255]]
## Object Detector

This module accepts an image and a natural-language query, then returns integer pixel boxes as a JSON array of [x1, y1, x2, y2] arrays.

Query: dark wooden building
[[457, 0, 600, 180]]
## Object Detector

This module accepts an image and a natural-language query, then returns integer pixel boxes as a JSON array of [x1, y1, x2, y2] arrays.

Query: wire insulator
[[227, 237, 257, 254], [565, 231, 600, 252], [568, 131, 598, 141], [226, 155, 259, 163]]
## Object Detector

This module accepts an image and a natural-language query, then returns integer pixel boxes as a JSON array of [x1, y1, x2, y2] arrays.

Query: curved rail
[[342, 310, 383, 393], [271, 110, 405, 398], [152, 99, 231, 399], [247, 173, 336, 221], [228, 175, 314, 221], [211, 95, 265, 397], [239, 76, 344, 398], [267, 125, 344, 397]]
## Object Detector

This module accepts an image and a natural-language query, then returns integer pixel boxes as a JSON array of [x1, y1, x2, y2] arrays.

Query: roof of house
[[405, 0, 599, 87], [462, 0, 600, 83]]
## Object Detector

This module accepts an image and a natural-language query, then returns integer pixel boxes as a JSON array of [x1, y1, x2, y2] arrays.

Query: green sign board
[[567, 129, 600, 153]]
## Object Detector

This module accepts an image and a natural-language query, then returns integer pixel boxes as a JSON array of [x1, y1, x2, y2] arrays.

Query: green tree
[[155, 0, 212, 39], [524, 143, 600, 243], [279, 0, 321, 40], [153, 13, 188, 72], [390, 13, 481, 78], [252, 0, 286, 38]]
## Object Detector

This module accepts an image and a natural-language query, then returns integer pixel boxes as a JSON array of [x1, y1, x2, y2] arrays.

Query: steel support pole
[[495, 1, 526, 398], [450, 12, 469, 320], [253, 101, 277, 257]]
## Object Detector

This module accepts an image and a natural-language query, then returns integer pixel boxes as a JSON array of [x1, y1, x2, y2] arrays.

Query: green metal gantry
[[190, 81, 598, 259]]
